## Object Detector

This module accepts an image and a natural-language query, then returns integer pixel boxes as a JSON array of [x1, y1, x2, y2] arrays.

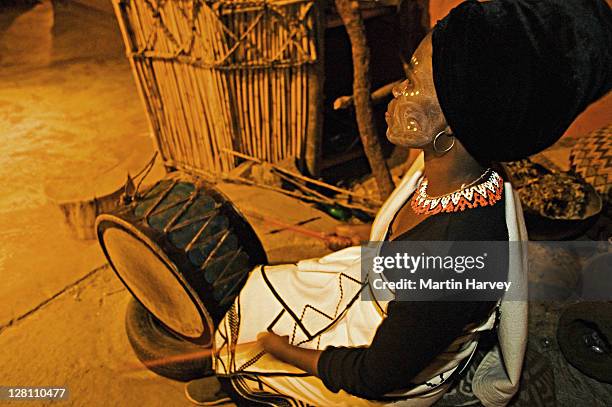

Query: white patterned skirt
[[212, 247, 488, 406]]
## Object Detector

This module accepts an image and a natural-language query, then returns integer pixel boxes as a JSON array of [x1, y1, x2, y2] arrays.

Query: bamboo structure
[[112, 0, 324, 176]]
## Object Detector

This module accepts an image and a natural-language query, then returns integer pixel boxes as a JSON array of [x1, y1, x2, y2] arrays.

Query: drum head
[[96, 178, 267, 346], [98, 216, 211, 343]]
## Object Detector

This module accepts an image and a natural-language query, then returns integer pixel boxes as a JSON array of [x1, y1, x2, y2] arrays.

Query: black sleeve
[[317, 202, 507, 399], [317, 300, 493, 399]]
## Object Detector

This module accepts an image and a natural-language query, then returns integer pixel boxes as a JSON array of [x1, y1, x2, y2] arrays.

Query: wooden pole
[[221, 148, 382, 205], [304, 0, 324, 176], [224, 175, 378, 215], [333, 0, 394, 199], [333, 79, 401, 110]]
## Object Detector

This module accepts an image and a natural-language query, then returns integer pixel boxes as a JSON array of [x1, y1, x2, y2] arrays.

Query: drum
[[96, 175, 267, 346]]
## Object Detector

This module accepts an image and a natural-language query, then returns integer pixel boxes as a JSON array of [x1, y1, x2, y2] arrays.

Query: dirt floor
[[0, 267, 194, 406], [0, 3, 335, 406], [1, 1, 611, 407], [0, 0, 155, 329], [0, 2, 190, 404]]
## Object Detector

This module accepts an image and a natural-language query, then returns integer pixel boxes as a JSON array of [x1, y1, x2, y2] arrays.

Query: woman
[[187, 0, 611, 405]]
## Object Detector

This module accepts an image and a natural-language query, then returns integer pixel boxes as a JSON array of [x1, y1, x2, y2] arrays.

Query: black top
[[317, 197, 508, 399]]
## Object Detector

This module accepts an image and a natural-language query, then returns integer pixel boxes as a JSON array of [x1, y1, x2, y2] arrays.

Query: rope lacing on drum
[[168, 204, 221, 233], [211, 249, 245, 288], [199, 229, 232, 269], [180, 208, 219, 251]]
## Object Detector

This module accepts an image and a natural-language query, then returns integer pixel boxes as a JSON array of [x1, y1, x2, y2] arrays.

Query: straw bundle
[[112, 0, 323, 175]]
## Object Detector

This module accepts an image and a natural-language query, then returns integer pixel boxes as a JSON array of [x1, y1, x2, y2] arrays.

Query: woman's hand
[[256, 331, 322, 376], [257, 332, 290, 355], [326, 223, 373, 250]]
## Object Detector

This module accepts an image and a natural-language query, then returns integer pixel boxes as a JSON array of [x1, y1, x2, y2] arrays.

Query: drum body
[[96, 175, 267, 346]]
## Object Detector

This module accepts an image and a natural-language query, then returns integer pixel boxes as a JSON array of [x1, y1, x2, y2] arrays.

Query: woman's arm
[[257, 332, 322, 376], [326, 223, 373, 250], [335, 223, 372, 243], [258, 301, 493, 399]]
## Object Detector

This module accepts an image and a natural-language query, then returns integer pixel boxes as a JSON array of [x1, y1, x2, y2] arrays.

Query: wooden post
[[304, 0, 325, 177], [334, 0, 394, 199]]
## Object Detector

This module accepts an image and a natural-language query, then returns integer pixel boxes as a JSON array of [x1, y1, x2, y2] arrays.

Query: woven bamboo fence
[[112, 0, 324, 176]]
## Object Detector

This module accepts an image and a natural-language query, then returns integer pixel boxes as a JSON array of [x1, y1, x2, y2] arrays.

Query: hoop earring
[[433, 131, 455, 155]]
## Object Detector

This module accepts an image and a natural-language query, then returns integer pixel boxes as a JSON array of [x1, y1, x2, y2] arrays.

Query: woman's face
[[385, 35, 447, 148]]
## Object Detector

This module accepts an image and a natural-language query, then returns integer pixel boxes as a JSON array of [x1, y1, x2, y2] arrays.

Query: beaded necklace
[[411, 169, 504, 215]]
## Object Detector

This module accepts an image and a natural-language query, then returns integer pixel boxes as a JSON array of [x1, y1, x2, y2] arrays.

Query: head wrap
[[432, 0, 612, 162]]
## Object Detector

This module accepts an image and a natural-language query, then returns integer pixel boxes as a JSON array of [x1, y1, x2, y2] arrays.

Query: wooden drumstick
[[123, 339, 259, 372], [241, 210, 355, 248]]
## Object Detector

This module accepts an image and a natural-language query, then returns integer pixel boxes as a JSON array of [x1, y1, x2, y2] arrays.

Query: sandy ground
[[1, 1, 611, 406], [0, 267, 193, 406], [0, 58, 164, 326], [0, 3, 336, 405], [0, 1, 156, 328], [0, 3, 186, 404]]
